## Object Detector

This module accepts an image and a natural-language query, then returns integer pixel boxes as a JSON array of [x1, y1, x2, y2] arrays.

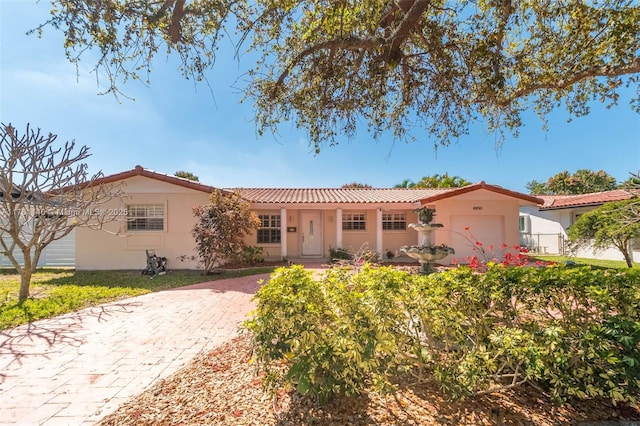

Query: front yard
[[0, 267, 276, 330]]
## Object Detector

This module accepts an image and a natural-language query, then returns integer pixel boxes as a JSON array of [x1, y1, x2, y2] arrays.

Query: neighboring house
[[0, 230, 75, 268], [75, 166, 542, 270], [519, 189, 639, 261], [0, 187, 76, 268]]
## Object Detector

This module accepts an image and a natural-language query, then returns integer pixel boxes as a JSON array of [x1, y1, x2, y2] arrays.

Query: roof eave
[[81, 165, 223, 194], [418, 182, 544, 205]]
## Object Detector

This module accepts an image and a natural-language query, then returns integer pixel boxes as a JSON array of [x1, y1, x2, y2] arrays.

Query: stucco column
[[280, 208, 287, 259], [336, 208, 343, 248], [376, 208, 383, 257]]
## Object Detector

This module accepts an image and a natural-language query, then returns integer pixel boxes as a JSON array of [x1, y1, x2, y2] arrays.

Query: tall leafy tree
[[191, 189, 261, 274], [394, 178, 415, 188], [0, 123, 122, 300], [525, 180, 548, 195], [38, 1, 640, 151], [395, 173, 470, 188], [341, 182, 372, 188], [175, 170, 199, 181], [568, 199, 640, 268], [527, 169, 618, 194]]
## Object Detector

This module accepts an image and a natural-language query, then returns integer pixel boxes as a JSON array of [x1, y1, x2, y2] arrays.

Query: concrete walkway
[[0, 273, 269, 425]]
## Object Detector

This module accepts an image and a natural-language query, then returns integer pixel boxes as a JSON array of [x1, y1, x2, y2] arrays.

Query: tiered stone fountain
[[400, 207, 455, 274]]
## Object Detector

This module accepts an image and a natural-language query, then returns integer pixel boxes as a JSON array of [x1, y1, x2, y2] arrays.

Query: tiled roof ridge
[[225, 187, 451, 190], [539, 188, 632, 198], [86, 165, 221, 193], [538, 189, 635, 210]]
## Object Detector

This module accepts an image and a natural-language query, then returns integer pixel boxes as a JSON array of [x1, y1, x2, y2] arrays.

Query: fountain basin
[[408, 223, 444, 233], [400, 245, 455, 262]]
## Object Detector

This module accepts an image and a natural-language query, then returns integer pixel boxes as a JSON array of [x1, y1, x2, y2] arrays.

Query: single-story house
[[519, 189, 639, 261], [75, 165, 542, 270]]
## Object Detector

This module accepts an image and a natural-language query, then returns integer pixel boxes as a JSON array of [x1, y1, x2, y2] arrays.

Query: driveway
[[0, 273, 268, 425]]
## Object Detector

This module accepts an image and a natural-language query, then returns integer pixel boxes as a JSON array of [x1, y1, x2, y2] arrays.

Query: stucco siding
[[521, 204, 640, 263], [432, 192, 522, 264], [76, 177, 210, 270]]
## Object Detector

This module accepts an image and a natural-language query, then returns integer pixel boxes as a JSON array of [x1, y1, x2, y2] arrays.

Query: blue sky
[[1, 1, 638, 192]]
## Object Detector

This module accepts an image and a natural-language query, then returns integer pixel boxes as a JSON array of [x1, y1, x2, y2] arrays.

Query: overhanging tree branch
[[498, 56, 640, 106]]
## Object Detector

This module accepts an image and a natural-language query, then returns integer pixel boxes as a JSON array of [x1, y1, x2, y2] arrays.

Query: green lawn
[[0, 267, 275, 330], [531, 255, 639, 269]]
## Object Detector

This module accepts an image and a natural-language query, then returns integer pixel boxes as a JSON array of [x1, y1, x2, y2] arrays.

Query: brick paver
[[0, 273, 269, 425]]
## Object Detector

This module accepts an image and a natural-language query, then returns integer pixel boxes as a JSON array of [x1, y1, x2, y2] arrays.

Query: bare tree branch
[[0, 123, 124, 300]]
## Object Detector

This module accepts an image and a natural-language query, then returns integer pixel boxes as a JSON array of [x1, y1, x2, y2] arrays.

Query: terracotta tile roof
[[227, 187, 450, 204], [417, 181, 543, 205], [86, 165, 222, 193], [88, 167, 546, 206], [538, 189, 634, 210]]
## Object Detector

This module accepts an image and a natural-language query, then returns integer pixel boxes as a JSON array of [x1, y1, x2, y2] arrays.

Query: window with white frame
[[519, 215, 530, 233], [572, 212, 583, 225], [383, 212, 406, 230], [342, 212, 366, 230], [127, 204, 164, 231], [257, 214, 281, 243]]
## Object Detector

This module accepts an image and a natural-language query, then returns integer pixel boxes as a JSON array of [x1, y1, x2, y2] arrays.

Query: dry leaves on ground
[[99, 334, 640, 426]]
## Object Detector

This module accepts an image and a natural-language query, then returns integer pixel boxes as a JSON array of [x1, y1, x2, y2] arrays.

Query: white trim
[[376, 208, 383, 257], [336, 208, 343, 248], [280, 208, 287, 259]]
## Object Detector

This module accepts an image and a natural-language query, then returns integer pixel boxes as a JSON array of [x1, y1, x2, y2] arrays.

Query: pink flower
[[475, 241, 483, 246], [464, 226, 470, 231]]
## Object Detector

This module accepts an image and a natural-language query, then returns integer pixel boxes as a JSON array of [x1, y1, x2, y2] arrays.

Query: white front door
[[301, 211, 323, 256]]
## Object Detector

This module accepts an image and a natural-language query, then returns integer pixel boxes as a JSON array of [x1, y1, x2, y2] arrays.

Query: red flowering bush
[[452, 227, 553, 272]]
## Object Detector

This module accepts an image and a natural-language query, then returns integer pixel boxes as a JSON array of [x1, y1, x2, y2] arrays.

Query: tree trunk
[[19, 270, 32, 301], [622, 249, 633, 268], [616, 239, 634, 268], [18, 252, 34, 301]]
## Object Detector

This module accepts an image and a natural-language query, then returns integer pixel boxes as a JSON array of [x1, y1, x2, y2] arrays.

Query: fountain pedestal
[[400, 210, 454, 274]]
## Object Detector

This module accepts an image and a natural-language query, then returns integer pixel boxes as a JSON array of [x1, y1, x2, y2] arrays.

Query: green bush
[[244, 265, 409, 402], [238, 245, 265, 265], [407, 266, 640, 402], [246, 264, 640, 404], [328, 246, 353, 262]]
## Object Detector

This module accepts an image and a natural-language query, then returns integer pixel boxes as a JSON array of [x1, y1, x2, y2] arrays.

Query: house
[[75, 166, 543, 270], [519, 189, 638, 261], [75, 166, 220, 270], [0, 186, 75, 268]]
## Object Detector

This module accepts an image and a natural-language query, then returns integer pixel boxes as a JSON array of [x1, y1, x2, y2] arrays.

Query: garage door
[[450, 215, 505, 263]]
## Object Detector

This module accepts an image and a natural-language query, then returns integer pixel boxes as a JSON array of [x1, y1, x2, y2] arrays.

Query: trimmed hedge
[[244, 264, 640, 404]]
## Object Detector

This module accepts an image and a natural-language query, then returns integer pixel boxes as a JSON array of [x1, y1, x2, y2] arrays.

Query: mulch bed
[[99, 333, 640, 426]]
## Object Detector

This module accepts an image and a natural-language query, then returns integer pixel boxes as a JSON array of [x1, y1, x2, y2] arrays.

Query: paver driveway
[[0, 273, 269, 425]]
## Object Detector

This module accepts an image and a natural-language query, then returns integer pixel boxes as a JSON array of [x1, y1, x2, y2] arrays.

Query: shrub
[[328, 246, 352, 262], [191, 190, 261, 273], [238, 245, 265, 265], [244, 265, 410, 403], [246, 264, 640, 404], [408, 266, 640, 402]]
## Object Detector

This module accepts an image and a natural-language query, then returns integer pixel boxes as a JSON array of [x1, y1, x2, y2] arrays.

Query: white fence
[[520, 232, 565, 255]]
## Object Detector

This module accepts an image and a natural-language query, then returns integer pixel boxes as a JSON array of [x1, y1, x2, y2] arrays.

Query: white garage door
[[450, 215, 505, 263], [0, 228, 75, 268]]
